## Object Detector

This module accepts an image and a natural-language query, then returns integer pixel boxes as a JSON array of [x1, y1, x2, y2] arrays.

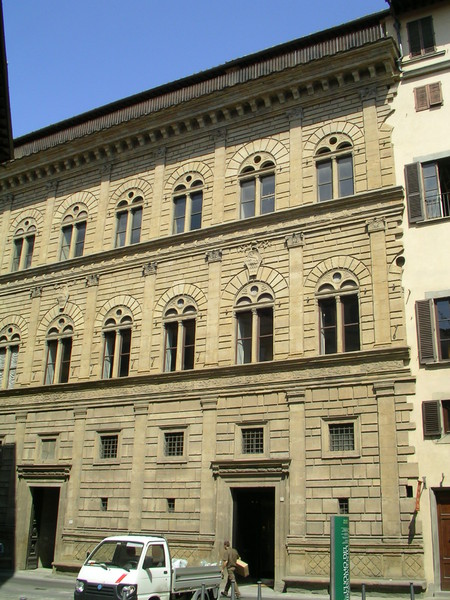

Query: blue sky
[[3, 0, 387, 138]]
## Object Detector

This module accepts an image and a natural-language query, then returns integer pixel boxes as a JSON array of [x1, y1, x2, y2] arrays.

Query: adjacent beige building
[[0, 6, 430, 594], [386, 0, 450, 594]]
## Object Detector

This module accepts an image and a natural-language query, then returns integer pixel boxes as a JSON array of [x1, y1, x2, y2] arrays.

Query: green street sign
[[330, 515, 350, 600]]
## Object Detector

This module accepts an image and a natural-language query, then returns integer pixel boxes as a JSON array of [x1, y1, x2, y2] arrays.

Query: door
[[232, 487, 275, 582], [26, 487, 60, 569], [139, 542, 171, 600], [437, 490, 450, 591]]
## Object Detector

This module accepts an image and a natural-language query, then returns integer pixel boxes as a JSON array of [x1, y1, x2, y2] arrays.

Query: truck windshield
[[87, 541, 143, 570]]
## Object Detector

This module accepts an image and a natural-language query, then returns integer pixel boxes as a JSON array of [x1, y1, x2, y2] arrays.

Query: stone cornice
[[0, 346, 412, 414], [211, 458, 291, 478], [0, 186, 405, 295], [1, 39, 399, 193], [17, 464, 71, 481]]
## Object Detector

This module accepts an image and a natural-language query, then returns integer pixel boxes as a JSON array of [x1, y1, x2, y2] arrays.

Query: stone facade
[[0, 10, 425, 592]]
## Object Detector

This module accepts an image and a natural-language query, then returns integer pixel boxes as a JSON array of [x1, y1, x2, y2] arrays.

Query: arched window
[[102, 308, 133, 378], [316, 271, 360, 354], [235, 283, 274, 364], [0, 325, 20, 389], [315, 135, 354, 202], [163, 296, 197, 372], [172, 175, 203, 234], [115, 191, 143, 248], [12, 219, 36, 271], [239, 154, 275, 219], [44, 317, 73, 384], [59, 204, 87, 260]]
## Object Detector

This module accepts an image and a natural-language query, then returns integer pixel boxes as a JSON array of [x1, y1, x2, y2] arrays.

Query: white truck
[[74, 534, 222, 600]]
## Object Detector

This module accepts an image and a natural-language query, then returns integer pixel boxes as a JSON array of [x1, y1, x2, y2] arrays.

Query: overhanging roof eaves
[[13, 9, 390, 153], [387, 0, 447, 14], [0, 0, 13, 163]]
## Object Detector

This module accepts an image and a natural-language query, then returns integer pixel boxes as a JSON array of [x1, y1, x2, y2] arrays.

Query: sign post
[[330, 515, 350, 600]]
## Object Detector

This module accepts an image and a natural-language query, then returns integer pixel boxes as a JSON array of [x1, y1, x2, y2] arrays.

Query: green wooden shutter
[[422, 400, 441, 437], [416, 300, 436, 364], [405, 163, 424, 223]]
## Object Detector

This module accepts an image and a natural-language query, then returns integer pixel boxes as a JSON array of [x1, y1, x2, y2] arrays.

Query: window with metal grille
[[164, 432, 184, 457], [242, 427, 264, 454], [329, 423, 355, 452], [338, 498, 349, 514], [100, 434, 118, 459]]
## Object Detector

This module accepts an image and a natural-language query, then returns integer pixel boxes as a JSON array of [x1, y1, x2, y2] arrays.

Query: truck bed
[[172, 565, 222, 593]]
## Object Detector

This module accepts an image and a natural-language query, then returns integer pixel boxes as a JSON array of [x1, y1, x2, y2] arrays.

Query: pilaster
[[40, 181, 58, 264], [204, 250, 223, 366], [367, 219, 390, 345], [96, 163, 113, 252], [128, 401, 149, 532], [211, 129, 227, 224], [65, 408, 87, 529], [374, 381, 401, 541], [286, 232, 305, 356], [138, 262, 158, 372], [199, 397, 218, 534], [79, 274, 100, 379], [287, 109, 303, 206], [150, 148, 166, 238], [361, 87, 382, 190]]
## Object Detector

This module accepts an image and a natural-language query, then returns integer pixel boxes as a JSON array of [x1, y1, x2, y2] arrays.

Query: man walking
[[221, 540, 241, 598]]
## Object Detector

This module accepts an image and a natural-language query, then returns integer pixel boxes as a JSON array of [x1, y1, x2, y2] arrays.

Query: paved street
[[0, 569, 75, 599], [0, 569, 426, 600]]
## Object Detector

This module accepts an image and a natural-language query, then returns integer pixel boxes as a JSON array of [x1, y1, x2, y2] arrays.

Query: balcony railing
[[425, 192, 450, 220]]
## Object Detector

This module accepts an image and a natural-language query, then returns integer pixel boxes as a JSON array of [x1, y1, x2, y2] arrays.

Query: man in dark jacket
[[221, 540, 241, 598]]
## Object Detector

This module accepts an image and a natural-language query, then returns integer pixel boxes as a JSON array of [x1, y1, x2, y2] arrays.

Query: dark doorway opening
[[26, 487, 60, 569], [232, 487, 275, 582]]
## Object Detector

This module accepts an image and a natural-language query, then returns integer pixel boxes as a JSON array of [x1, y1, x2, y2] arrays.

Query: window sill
[[93, 460, 120, 466], [413, 215, 450, 227], [402, 50, 445, 66], [436, 434, 450, 444], [156, 458, 187, 465], [321, 450, 361, 460], [423, 360, 450, 370]]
